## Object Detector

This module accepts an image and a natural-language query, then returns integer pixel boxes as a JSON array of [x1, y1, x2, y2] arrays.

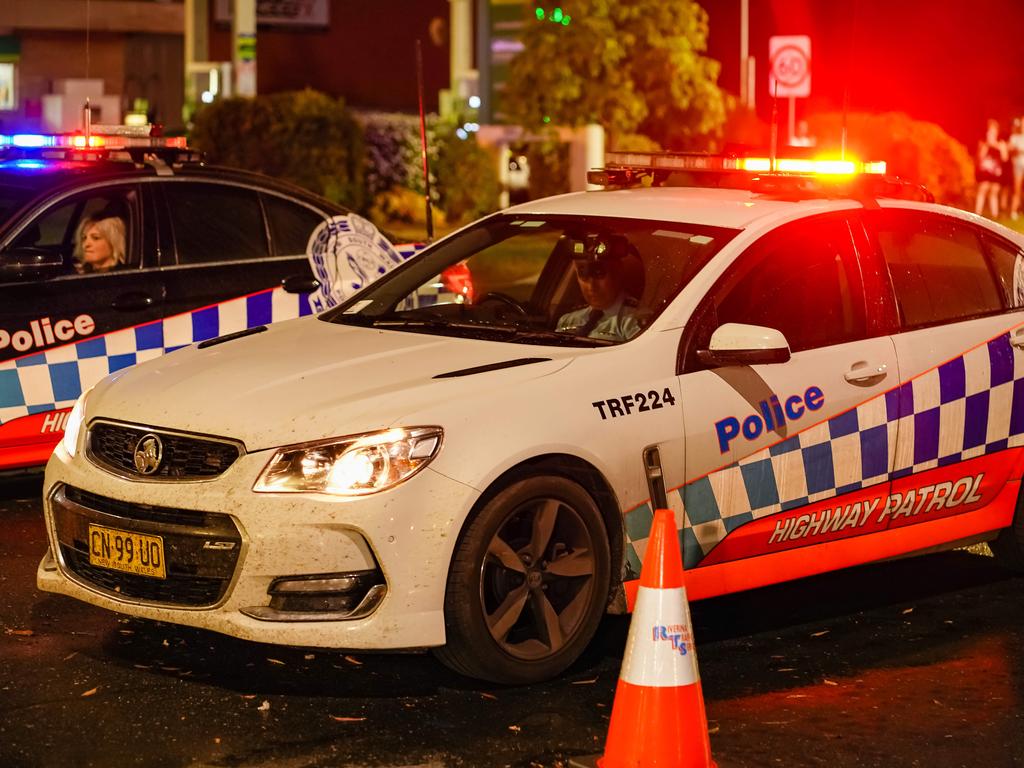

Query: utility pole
[[740, 0, 749, 107]]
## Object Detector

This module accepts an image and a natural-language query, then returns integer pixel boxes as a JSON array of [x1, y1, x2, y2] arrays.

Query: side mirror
[[0, 247, 66, 282], [697, 322, 792, 367], [282, 274, 320, 294]]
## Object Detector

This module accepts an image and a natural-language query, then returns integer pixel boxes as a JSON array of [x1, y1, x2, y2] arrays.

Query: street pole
[[740, 0, 749, 107]]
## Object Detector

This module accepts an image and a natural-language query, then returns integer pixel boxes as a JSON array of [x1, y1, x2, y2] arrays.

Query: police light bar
[[599, 151, 886, 178], [0, 129, 187, 152]]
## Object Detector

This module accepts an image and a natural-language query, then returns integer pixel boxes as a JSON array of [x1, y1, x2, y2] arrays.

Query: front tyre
[[433, 475, 611, 684]]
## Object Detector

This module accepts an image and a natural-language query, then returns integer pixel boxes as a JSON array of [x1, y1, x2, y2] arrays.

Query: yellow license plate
[[87, 524, 166, 579]]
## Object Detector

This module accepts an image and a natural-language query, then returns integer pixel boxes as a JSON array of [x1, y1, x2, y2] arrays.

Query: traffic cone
[[572, 507, 716, 768]]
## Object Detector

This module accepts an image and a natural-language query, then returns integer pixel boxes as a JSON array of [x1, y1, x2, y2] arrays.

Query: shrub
[[432, 127, 502, 224], [808, 112, 975, 206], [191, 89, 366, 210]]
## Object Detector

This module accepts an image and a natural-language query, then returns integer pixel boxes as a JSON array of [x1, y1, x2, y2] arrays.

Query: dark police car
[[0, 128, 393, 474]]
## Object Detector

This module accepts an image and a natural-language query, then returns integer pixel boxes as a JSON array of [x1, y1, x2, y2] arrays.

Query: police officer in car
[[556, 234, 643, 342]]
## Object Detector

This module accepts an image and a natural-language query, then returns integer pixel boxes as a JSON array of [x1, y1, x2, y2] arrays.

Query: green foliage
[[525, 138, 571, 200], [191, 90, 366, 210], [808, 112, 975, 206], [360, 112, 501, 228], [503, 0, 725, 149], [432, 128, 502, 225]]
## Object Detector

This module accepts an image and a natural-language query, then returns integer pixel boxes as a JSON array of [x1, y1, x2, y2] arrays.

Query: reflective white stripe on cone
[[620, 585, 699, 688]]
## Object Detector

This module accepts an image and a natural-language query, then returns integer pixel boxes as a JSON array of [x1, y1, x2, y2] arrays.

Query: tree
[[503, 0, 726, 149]]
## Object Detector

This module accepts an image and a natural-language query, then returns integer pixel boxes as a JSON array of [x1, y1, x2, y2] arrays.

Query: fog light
[[241, 569, 386, 622]]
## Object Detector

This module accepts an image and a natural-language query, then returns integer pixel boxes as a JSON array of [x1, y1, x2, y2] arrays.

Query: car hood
[[88, 316, 575, 451]]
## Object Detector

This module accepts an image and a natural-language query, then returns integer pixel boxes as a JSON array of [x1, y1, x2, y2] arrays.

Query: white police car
[[38, 153, 1024, 684]]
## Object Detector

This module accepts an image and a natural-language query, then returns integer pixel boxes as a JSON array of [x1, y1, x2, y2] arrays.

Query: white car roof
[[504, 186, 861, 230]]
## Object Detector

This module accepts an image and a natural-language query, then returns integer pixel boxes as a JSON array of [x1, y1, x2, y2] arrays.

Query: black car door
[[154, 180, 325, 346]]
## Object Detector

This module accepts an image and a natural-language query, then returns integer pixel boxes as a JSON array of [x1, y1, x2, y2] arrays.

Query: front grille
[[51, 484, 242, 608], [87, 422, 241, 479], [60, 547, 225, 605]]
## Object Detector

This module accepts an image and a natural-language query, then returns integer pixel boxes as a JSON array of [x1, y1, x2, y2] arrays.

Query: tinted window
[[708, 215, 865, 353], [164, 183, 268, 264], [5, 188, 137, 273], [264, 195, 326, 257], [980, 233, 1024, 309], [870, 210, 1004, 328]]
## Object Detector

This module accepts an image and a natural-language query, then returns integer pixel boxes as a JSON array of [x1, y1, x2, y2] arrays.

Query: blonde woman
[[74, 214, 125, 273]]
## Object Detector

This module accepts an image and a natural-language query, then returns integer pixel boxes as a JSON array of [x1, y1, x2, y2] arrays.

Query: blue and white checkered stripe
[[623, 332, 1024, 574], [0, 287, 313, 426], [0, 243, 424, 427]]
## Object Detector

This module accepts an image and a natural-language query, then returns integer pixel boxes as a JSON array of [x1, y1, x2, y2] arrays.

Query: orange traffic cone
[[573, 507, 716, 768]]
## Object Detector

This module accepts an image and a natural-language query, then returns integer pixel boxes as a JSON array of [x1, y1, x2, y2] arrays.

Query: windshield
[[323, 214, 738, 346]]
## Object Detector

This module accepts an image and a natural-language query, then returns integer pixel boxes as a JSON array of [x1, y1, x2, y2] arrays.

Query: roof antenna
[[769, 81, 779, 172], [84, 0, 92, 140], [415, 38, 435, 243]]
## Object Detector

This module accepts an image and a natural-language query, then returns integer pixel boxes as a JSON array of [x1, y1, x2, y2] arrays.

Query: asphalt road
[[2, 476, 1024, 768]]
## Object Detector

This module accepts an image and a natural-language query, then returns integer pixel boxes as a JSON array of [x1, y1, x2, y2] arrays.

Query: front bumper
[[37, 441, 479, 650]]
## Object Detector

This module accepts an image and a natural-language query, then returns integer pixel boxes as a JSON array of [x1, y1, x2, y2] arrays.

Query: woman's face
[[82, 224, 115, 271]]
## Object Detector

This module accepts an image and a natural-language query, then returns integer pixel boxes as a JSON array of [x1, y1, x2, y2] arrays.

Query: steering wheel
[[477, 291, 529, 317]]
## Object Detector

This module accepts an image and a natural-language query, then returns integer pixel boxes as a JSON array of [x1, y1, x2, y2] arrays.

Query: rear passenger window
[[263, 195, 326, 256], [870, 211, 1005, 328], [981, 234, 1024, 309], [164, 183, 268, 264]]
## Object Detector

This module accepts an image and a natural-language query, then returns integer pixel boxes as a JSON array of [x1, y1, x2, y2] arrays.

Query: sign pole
[[788, 97, 796, 146]]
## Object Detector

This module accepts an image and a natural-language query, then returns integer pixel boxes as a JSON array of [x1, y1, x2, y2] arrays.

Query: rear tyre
[[990, 489, 1024, 571], [433, 475, 611, 684]]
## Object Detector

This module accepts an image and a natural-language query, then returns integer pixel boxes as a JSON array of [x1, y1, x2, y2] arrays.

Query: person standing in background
[[1008, 118, 1024, 220], [976, 119, 1008, 218]]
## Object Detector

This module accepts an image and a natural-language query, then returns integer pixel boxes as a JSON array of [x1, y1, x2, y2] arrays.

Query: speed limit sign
[[769, 35, 811, 98]]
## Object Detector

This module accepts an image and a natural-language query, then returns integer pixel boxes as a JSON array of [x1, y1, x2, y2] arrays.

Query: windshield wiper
[[370, 317, 616, 346]]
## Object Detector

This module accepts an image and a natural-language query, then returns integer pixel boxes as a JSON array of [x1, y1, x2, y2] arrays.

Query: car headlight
[[61, 389, 90, 458], [253, 427, 443, 495]]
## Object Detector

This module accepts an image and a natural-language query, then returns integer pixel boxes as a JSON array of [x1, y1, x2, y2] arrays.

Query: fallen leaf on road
[[343, 655, 363, 665], [63, 653, 77, 661], [571, 677, 598, 685], [786, 694, 808, 699], [330, 716, 366, 722], [304, 654, 315, 660], [5, 629, 34, 636], [708, 724, 721, 734], [257, 700, 270, 712], [81, 687, 98, 697], [902, 608, 914, 615], [777, 668, 795, 672], [266, 658, 285, 665], [810, 630, 830, 637], [508, 725, 521, 733], [824, 679, 839, 686], [241, 694, 256, 699], [480, 692, 498, 700]]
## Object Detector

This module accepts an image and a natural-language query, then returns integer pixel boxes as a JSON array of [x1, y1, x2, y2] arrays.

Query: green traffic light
[[535, 7, 544, 20], [552, 7, 563, 22], [562, 15, 571, 25]]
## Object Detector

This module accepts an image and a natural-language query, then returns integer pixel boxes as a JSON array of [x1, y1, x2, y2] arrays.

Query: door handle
[[844, 361, 888, 383], [112, 292, 154, 311]]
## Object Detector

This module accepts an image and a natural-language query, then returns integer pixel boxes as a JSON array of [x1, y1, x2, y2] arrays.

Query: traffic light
[[534, 5, 571, 25]]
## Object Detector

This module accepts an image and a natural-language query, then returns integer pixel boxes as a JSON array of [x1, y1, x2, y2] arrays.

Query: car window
[[263, 194, 327, 257], [5, 187, 137, 274], [164, 182, 269, 265], [324, 215, 738, 346], [704, 214, 866, 354], [869, 210, 1005, 328], [0, 183, 34, 222], [980, 232, 1024, 309]]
